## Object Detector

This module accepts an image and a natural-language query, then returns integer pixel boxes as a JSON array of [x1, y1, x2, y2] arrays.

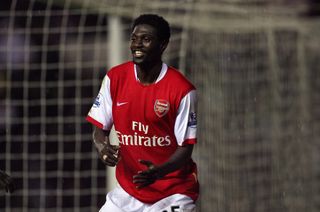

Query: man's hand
[[98, 143, 120, 167], [0, 170, 15, 193], [133, 145, 194, 189], [93, 127, 120, 167], [133, 160, 161, 189]]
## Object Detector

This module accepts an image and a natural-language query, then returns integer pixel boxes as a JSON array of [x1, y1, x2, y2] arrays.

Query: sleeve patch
[[93, 93, 102, 108], [188, 112, 197, 128]]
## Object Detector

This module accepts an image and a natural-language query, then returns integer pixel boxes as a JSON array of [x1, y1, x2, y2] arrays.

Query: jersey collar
[[134, 63, 168, 84]]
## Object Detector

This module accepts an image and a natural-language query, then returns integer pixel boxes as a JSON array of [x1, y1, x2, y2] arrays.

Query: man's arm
[[133, 144, 193, 189], [93, 127, 120, 167]]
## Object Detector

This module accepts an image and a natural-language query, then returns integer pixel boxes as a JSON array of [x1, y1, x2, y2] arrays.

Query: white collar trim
[[134, 63, 168, 84]]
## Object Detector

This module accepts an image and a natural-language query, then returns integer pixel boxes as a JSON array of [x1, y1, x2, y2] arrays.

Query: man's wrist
[[93, 140, 105, 152], [153, 165, 169, 179]]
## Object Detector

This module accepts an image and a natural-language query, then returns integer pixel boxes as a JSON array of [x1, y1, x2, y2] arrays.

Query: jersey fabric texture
[[87, 61, 199, 204]]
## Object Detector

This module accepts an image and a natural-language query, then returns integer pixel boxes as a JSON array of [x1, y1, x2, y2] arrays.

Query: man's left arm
[[133, 144, 193, 189]]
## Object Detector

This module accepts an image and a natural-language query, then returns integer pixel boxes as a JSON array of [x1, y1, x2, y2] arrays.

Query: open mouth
[[133, 50, 145, 58]]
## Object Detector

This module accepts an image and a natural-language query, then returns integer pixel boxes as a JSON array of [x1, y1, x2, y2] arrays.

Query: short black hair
[[131, 14, 171, 43]]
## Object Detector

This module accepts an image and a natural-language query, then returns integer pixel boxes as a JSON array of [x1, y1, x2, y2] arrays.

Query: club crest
[[154, 99, 170, 117]]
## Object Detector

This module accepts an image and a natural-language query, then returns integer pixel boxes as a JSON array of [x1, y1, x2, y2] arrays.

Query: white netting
[[0, 0, 110, 211], [1, 0, 320, 211]]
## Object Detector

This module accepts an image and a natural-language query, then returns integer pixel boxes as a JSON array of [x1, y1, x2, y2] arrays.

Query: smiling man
[[86, 14, 199, 212]]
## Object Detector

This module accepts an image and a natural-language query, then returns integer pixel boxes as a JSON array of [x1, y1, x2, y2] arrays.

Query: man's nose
[[132, 38, 143, 47]]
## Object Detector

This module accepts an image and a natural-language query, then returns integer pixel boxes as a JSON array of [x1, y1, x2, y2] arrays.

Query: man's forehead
[[132, 24, 157, 35]]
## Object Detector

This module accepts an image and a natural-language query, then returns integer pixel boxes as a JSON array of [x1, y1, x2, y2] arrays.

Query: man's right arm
[[93, 127, 119, 167]]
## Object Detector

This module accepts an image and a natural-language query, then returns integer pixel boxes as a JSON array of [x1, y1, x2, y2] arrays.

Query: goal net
[[1, 0, 320, 211]]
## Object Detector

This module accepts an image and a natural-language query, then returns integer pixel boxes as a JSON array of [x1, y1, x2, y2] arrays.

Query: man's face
[[130, 24, 165, 66]]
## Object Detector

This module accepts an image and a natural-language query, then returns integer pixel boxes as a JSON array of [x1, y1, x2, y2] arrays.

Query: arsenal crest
[[154, 99, 170, 117]]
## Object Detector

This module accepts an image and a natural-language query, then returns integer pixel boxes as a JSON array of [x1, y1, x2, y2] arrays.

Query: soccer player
[[87, 14, 199, 212], [0, 170, 15, 193]]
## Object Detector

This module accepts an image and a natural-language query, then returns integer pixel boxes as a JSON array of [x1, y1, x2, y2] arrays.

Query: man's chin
[[132, 57, 145, 65]]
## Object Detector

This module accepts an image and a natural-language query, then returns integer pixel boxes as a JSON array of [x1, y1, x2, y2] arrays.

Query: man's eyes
[[143, 37, 151, 42], [130, 36, 152, 42]]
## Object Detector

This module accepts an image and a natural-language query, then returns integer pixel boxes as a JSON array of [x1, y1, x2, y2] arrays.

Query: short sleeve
[[86, 75, 113, 130], [174, 90, 197, 146]]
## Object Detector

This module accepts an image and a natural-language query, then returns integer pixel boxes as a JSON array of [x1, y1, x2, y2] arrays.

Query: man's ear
[[160, 40, 169, 53]]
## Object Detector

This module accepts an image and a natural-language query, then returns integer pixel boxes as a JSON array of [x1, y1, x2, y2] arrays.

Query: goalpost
[[1, 0, 320, 212]]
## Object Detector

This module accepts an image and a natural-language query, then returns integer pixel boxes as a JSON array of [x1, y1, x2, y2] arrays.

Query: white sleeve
[[87, 75, 113, 130], [174, 90, 197, 146]]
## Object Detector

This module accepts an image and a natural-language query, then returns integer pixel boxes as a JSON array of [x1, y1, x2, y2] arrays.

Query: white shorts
[[99, 184, 196, 212]]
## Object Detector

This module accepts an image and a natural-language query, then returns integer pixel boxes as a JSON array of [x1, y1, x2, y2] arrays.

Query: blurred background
[[0, 0, 320, 211]]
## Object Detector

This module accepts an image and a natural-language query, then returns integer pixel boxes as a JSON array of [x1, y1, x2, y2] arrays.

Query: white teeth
[[135, 50, 143, 57]]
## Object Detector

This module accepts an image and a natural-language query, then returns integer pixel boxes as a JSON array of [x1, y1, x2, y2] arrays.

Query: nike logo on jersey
[[117, 102, 128, 106]]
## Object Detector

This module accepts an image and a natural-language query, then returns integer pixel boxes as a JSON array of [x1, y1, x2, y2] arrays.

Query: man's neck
[[136, 61, 163, 85]]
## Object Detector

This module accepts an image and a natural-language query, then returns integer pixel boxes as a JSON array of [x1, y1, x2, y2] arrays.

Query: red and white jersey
[[86, 61, 199, 203]]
